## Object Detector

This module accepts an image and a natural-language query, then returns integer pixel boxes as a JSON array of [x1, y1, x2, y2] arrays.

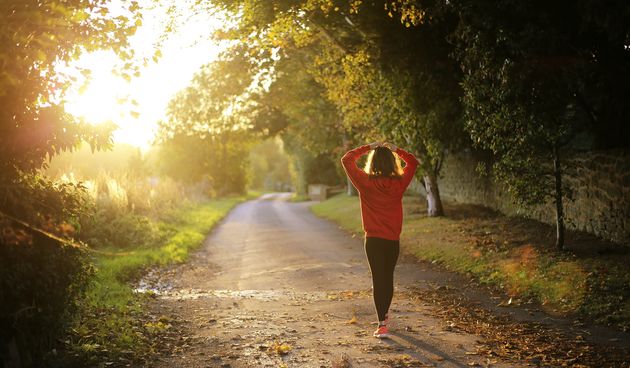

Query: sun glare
[[62, 0, 227, 150], [64, 51, 130, 125]]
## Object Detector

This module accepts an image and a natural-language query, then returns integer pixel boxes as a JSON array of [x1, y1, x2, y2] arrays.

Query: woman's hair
[[364, 146, 403, 178]]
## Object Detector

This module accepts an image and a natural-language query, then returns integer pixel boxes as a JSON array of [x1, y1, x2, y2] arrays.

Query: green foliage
[[311, 1, 465, 171], [70, 169, 195, 249], [1, 168, 190, 366], [259, 49, 346, 191], [156, 132, 250, 196], [263, 50, 344, 155], [0, 0, 141, 175], [0, 230, 92, 366], [205, 0, 468, 214], [454, 0, 630, 203], [79, 210, 166, 250], [288, 148, 343, 194], [248, 138, 292, 190], [455, 1, 575, 205], [157, 33, 347, 193], [0, 3, 140, 362], [451, 0, 630, 247], [0, 174, 92, 364], [48, 146, 191, 216], [1, 173, 88, 225], [156, 56, 259, 195]]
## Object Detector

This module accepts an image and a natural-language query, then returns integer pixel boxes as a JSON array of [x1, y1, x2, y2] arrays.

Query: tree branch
[[308, 18, 350, 55]]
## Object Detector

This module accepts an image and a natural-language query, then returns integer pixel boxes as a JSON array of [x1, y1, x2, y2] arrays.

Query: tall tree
[[261, 50, 346, 193], [453, 0, 630, 249], [209, 0, 467, 216], [0, 0, 142, 176], [0, 0, 141, 363], [309, 0, 465, 215], [0, 0, 142, 224], [156, 56, 256, 194], [162, 35, 347, 194]]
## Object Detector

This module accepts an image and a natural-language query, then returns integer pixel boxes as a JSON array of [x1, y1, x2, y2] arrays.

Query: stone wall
[[427, 149, 630, 246]]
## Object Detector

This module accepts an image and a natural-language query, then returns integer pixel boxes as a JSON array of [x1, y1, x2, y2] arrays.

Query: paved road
[[148, 193, 518, 367]]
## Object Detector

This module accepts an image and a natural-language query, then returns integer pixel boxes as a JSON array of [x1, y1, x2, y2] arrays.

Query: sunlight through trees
[[2, 0, 630, 365]]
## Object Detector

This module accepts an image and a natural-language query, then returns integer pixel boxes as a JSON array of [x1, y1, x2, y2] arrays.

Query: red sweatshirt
[[341, 145, 419, 241]]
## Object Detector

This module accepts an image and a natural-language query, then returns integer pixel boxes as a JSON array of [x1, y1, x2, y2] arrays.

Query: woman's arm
[[395, 147, 419, 189], [341, 144, 374, 190]]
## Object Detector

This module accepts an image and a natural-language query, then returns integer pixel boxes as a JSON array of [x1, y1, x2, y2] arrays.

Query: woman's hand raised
[[368, 141, 382, 149], [382, 142, 397, 151]]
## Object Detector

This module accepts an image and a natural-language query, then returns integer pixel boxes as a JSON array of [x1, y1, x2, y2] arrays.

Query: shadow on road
[[386, 332, 470, 368]]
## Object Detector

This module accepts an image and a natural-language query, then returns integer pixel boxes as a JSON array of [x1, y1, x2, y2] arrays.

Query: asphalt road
[[147, 193, 519, 367]]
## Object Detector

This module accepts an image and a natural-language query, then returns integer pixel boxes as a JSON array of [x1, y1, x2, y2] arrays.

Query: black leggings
[[365, 237, 400, 322]]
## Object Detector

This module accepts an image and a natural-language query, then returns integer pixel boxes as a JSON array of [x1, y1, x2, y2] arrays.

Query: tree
[[209, 0, 467, 216], [453, 0, 630, 249], [374, 1, 466, 216], [0, 1, 141, 363], [260, 49, 347, 193], [0, 0, 142, 225], [155, 58, 256, 195], [248, 138, 292, 191], [162, 33, 347, 194], [0, 0, 142, 177], [156, 131, 251, 195]]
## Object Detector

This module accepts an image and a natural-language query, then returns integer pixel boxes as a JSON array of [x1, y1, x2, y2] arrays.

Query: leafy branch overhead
[[0, 0, 143, 175], [196, 0, 470, 215]]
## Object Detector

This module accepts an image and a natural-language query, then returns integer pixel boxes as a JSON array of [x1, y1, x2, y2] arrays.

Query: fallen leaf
[[269, 341, 292, 355]]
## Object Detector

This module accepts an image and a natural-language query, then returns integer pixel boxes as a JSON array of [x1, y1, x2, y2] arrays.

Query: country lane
[[145, 193, 519, 368]]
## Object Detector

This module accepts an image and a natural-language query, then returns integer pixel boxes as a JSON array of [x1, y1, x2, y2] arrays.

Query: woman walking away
[[341, 141, 419, 339]]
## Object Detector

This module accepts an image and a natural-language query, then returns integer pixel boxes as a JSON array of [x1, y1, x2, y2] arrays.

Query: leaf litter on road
[[408, 286, 630, 367], [331, 353, 353, 368]]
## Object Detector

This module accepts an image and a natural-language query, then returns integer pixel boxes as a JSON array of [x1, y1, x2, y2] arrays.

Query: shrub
[[0, 224, 92, 367], [0, 174, 93, 367], [75, 173, 182, 249], [77, 207, 166, 249]]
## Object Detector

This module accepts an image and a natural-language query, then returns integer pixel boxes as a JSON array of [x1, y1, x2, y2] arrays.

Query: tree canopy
[[0, 1, 143, 362], [181, 0, 472, 214], [175, 0, 630, 246], [0, 0, 142, 228], [454, 0, 630, 248], [0, 0, 142, 176]]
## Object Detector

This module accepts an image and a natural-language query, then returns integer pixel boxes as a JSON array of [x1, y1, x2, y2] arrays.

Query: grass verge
[[59, 196, 248, 366], [311, 194, 630, 332]]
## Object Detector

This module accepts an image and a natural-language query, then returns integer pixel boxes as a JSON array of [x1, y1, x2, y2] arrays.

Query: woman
[[341, 141, 419, 338]]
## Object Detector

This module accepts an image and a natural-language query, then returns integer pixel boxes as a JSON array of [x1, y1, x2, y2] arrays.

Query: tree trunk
[[347, 176, 358, 196], [341, 135, 357, 196], [423, 173, 444, 216], [553, 145, 565, 251], [296, 160, 307, 195]]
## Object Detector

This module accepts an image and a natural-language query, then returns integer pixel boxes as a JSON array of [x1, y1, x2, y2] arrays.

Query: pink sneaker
[[373, 325, 390, 338]]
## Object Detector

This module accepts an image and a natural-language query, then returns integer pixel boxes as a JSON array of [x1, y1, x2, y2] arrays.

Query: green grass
[[311, 194, 630, 331], [86, 198, 238, 308], [288, 193, 311, 202], [310, 193, 362, 232], [64, 196, 246, 364]]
